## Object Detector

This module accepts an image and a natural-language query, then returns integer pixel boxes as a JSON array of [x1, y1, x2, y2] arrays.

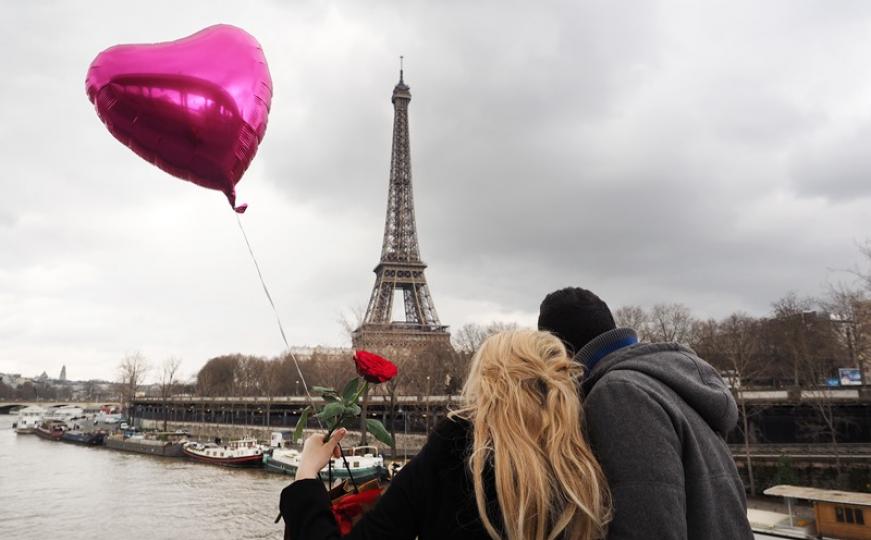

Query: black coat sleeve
[[280, 479, 339, 540], [280, 436, 435, 540]]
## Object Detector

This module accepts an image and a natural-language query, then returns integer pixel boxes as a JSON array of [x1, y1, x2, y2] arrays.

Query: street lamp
[[425, 376, 431, 434], [399, 406, 408, 462]]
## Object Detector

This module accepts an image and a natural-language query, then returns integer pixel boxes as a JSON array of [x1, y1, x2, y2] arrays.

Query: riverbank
[[137, 419, 429, 456]]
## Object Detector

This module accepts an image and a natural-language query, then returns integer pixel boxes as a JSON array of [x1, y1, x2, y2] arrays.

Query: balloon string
[[234, 213, 323, 429]]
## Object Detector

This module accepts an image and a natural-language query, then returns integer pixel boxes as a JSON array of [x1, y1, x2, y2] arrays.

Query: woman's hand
[[295, 428, 347, 481]]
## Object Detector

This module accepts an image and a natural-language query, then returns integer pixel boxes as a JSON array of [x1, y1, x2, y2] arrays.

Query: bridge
[[129, 388, 871, 442], [131, 394, 454, 434], [0, 401, 120, 415], [5, 388, 859, 441]]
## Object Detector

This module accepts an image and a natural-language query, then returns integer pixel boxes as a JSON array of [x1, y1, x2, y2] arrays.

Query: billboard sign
[[839, 368, 862, 386]]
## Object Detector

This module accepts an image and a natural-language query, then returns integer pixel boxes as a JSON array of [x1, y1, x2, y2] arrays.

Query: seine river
[[0, 415, 290, 539]]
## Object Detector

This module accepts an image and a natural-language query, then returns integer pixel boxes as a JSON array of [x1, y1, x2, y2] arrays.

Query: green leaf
[[366, 418, 393, 447], [311, 386, 335, 394], [316, 401, 345, 422], [292, 408, 310, 444], [322, 393, 341, 403], [341, 378, 361, 403], [344, 403, 361, 416]]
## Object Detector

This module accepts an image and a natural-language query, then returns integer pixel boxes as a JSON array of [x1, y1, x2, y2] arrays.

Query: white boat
[[14, 406, 45, 434], [44, 405, 85, 423], [269, 429, 293, 448], [264, 445, 385, 481], [182, 438, 268, 468], [95, 411, 124, 424]]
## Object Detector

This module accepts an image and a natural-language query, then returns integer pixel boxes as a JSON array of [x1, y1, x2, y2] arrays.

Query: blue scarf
[[585, 335, 638, 372]]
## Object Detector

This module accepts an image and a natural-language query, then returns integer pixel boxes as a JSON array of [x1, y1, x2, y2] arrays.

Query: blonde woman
[[280, 330, 611, 540]]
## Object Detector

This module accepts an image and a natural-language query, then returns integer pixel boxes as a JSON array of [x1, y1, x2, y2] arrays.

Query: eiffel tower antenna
[[353, 66, 451, 353]]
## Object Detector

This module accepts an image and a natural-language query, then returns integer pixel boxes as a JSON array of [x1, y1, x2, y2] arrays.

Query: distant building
[[59, 365, 67, 382], [288, 346, 352, 362], [0, 373, 34, 389], [36, 371, 48, 382]]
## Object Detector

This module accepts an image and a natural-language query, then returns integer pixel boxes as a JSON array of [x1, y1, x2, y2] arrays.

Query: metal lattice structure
[[353, 67, 451, 352]]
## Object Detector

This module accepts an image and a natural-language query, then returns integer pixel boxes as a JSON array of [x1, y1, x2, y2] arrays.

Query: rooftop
[[764, 485, 871, 507]]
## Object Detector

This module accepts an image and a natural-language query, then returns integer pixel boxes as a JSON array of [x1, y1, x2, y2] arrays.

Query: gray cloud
[[792, 123, 871, 201], [2, 1, 871, 379]]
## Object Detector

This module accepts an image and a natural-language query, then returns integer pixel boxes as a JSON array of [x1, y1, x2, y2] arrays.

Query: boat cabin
[[270, 430, 294, 448], [16, 406, 45, 424], [227, 438, 258, 450], [764, 485, 871, 540], [45, 405, 84, 421]]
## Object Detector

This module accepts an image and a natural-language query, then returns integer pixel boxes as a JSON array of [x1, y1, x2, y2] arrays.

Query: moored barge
[[34, 421, 66, 441], [105, 432, 187, 457], [61, 430, 106, 446], [183, 438, 267, 468], [264, 445, 386, 482], [14, 406, 45, 434]]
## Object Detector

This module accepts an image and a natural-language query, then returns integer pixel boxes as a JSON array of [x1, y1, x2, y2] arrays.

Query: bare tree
[[305, 351, 356, 391], [649, 303, 694, 344], [857, 240, 871, 291], [822, 282, 870, 383], [719, 314, 767, 495], [772, 293, 846, 475], [771, 292, 816, 386], [82, 380, 99, 401], [452, 321, 519, 354], [237, 356, 268, 397], [196, 354, 241, 396], [261, 360, 290, 427], [613, 305, 651, 339], [158, 358, 181, 431], [0, 382, 13, 400], [452, 323, 490, 354], [338, 304, 366, 342], [118, 353, 149, 426]]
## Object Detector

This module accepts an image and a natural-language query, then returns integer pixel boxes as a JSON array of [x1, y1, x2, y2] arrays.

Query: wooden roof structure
[[764, 485, 871, 507]]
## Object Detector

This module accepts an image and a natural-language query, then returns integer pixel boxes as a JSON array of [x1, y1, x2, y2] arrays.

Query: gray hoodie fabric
[[579, 328, 754, 540]]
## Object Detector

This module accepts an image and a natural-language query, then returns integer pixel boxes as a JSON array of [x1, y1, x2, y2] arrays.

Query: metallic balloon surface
[[86, 25, 273, 213]]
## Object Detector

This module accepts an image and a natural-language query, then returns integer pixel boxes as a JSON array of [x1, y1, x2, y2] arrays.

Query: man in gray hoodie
[[538, 287, 754, 539]]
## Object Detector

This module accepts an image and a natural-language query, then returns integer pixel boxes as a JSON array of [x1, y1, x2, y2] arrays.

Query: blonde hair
[[450, 330, 611, 540]]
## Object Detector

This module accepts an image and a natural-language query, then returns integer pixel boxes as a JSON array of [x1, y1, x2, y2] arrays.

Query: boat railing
[[348, 445, 381, 457]]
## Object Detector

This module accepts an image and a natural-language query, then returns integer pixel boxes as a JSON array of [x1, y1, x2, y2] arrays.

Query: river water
[[0, 415, 291, 539]]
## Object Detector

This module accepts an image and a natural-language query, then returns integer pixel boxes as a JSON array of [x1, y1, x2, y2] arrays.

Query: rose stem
[[338, 443, 359, 493]]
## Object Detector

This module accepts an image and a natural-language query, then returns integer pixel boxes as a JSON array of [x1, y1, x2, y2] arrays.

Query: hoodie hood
[[580, 331, 738, 435]]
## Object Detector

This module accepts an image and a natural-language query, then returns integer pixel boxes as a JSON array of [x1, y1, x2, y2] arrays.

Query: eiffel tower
[[353, 64, 451, 353]]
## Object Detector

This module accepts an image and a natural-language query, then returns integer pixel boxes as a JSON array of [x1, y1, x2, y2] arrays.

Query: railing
[[135, 394, 458, 404], [729, 443, 871, 455], [133, 388, 871, 405]]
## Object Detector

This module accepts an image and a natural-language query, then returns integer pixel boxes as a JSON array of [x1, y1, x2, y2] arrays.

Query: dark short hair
[[537, 287, 616, 354]]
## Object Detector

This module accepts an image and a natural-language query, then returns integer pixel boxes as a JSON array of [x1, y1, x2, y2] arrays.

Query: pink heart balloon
[[86, 24, 273, 213]]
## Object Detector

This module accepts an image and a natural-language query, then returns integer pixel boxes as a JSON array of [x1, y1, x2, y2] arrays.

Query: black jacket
[[578, 328, 754, 540], [280, 418, 498, 540]]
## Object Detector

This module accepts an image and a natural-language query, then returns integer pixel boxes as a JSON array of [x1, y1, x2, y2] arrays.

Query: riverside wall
[[138, 419, 429, 456]]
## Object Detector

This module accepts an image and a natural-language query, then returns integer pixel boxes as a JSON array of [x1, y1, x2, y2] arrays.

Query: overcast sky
[[2, 1, 871, 381]]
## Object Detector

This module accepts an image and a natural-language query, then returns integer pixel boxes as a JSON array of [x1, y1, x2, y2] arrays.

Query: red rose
[[353, 350, 398, 383]]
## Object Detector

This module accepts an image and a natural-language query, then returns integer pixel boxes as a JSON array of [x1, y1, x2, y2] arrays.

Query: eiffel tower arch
[[352, 67, 452, 355]]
